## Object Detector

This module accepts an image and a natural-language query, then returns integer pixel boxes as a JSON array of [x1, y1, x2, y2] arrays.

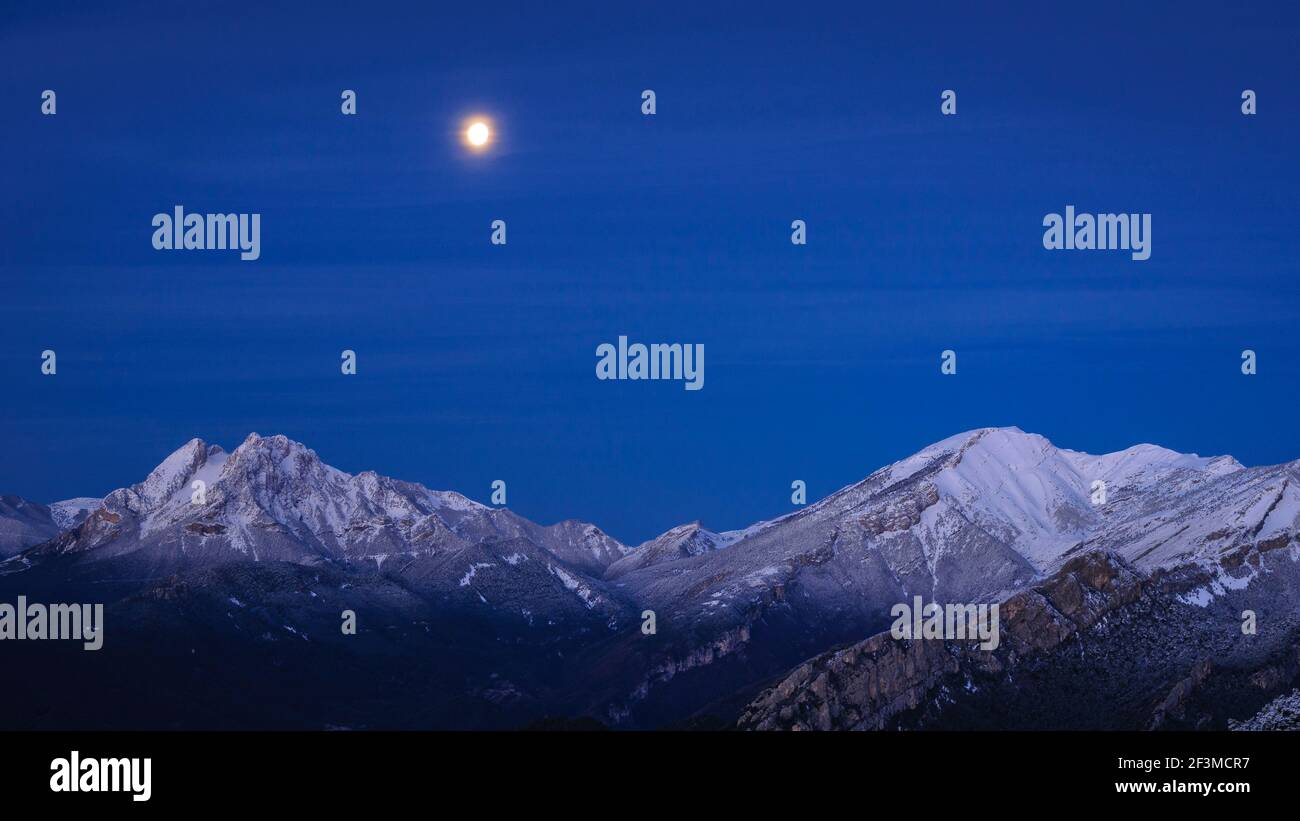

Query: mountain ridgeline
[[2, 427, 1298, 730]]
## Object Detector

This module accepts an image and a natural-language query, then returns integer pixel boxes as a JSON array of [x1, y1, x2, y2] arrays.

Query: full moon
[[467, 121, 490, 147]]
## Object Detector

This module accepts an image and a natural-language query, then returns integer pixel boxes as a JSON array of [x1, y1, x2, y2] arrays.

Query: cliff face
[[738, 549, 1300, 731], [738, 551, 1143, 730]]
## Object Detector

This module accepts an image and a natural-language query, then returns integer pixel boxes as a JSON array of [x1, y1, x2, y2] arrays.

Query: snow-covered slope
[[604, 521, 730, 579], [1079, 456, 1300, 602], [48, 497, 102, 531]]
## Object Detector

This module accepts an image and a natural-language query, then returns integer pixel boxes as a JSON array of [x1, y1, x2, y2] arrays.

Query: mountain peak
[[132, 437, 214, 508], [234, 432, 313, 456], [906, 427, 1238, 482], [226, 433, 340, 482]]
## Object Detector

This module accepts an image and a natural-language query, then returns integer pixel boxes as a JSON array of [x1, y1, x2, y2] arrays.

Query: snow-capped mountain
[[611, 426, 1256, 645], [2, 426, 1298, 730], [19, 433, 630, 576]]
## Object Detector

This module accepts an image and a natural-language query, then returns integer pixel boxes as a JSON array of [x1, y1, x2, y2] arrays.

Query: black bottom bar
[[1, 730, 1282, 807]]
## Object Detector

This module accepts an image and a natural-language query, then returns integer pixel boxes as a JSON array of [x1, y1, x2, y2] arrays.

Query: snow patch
[[459, 562, 493, 587]]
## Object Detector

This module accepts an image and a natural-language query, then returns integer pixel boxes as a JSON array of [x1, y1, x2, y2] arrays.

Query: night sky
[[2, 1, 1298, 544]]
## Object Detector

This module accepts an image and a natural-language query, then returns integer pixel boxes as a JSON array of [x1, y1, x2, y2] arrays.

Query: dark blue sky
[[2, 1, 1298, 545]]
